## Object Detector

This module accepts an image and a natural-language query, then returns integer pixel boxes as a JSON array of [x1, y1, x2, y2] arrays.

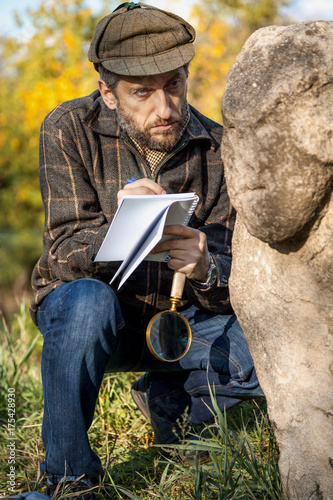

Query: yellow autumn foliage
[[188, 0, 292, 121], [0, 0, 99, 233], [63, 29, 78, 51], [23, 75, 81, 129]]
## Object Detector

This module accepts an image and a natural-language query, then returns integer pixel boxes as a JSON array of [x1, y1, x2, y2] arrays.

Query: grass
[[0, 298, 283, 499]]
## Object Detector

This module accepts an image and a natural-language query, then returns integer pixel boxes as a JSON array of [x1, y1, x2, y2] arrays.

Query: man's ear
[[98, 80, 117, 110]]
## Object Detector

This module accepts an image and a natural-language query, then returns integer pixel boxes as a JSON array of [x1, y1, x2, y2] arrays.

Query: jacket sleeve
[[186, 169, 236, 314], [39, 113, 118, 282]]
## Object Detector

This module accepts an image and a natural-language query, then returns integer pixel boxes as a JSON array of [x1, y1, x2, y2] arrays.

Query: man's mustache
[[150, 118, 179, 128]]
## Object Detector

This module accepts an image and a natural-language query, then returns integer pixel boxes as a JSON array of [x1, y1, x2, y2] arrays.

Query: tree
[[188, 0, 292, 121], [0, 0, 110, 295]]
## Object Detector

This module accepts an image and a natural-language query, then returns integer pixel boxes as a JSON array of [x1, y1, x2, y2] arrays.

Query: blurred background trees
[[0, 0, 292, 315], [188, 0, 291, 120], [0, 0, 103, 313]]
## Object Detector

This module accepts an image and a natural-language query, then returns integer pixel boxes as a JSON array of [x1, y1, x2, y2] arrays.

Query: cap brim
[[100, 44, 195, 76]]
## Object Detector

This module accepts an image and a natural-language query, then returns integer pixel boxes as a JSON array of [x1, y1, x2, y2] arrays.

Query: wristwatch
[[193, 253, 217, 288]]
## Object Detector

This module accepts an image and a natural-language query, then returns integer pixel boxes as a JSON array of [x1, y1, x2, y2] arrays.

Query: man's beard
[[115, 99, 188, 153]]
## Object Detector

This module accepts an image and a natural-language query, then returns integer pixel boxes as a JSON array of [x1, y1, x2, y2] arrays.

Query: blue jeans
[[5, 494, 48, 499], [37, 278, 263, 479]]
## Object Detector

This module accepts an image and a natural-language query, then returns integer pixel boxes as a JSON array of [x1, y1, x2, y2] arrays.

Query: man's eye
[[136, 89, 147, 96], [170, 80, 180, 88]]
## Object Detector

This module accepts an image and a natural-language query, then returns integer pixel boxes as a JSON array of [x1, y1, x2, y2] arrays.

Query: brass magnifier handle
[[170, 271, 186, 311]]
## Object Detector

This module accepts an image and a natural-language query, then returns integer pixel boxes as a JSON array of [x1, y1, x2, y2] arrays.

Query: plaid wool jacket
[[30, 90, 235, 327]]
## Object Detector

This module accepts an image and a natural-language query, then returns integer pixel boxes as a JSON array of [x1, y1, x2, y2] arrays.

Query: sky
[[0, 0, 332, 38]]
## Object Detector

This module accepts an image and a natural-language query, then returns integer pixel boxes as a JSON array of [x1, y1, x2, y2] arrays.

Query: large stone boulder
[[221, 21, 333, 499]]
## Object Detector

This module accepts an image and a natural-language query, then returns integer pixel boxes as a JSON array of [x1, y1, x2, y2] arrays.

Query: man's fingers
[[152, 226, 210, 281], [162, 224, 194, 237], [117, 178, 166, 204], [123, 178, 166, 195], [152, 226, 204, 254]]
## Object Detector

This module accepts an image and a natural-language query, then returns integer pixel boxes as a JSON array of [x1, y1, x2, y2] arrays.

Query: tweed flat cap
[[88, 2, 196, 76]]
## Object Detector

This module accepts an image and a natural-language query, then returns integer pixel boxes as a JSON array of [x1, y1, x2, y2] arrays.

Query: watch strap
[[192, 253, 217, 288]]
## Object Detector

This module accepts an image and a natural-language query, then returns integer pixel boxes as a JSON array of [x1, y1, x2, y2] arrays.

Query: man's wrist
[[191, 253, 217, 288]]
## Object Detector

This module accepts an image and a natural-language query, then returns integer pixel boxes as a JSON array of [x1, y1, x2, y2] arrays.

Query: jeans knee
[[69, 278, 117, 314], [39, 278, 124, 350]]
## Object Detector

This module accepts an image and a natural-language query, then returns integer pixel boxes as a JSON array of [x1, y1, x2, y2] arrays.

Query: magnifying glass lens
[[148, 311, 191, 362]]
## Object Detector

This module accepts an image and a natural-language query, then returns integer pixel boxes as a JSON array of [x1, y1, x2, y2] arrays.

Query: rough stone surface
[[221, 21, 333, 499]]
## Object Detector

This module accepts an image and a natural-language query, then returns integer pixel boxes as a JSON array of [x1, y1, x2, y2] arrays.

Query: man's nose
[[154, 90, 172, 120]]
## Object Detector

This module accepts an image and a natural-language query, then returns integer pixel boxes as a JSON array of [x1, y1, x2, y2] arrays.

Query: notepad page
[[145, 197, 198, 262], [94, 193, 198, 263]]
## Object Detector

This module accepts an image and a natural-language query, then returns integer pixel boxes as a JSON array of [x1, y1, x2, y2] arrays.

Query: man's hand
[[152, 224, 211, 282], [117, 178, 166, 205]]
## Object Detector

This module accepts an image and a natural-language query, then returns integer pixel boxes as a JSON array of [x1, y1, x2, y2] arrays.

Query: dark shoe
[[45, 479, 97, 499], [131, 373, 210, 463], [131, 372, 152, 424], [131, 373, 176, 443]]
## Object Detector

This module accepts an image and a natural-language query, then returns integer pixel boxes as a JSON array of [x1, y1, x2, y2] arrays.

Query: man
[[30, 3, 263, 498]]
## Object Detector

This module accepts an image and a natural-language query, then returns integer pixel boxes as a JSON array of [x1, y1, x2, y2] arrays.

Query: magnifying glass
[[146, 271, 192, 362]]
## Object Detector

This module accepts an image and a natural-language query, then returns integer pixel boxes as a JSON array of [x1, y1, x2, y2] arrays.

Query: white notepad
[[94, 192, 199, 289]]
